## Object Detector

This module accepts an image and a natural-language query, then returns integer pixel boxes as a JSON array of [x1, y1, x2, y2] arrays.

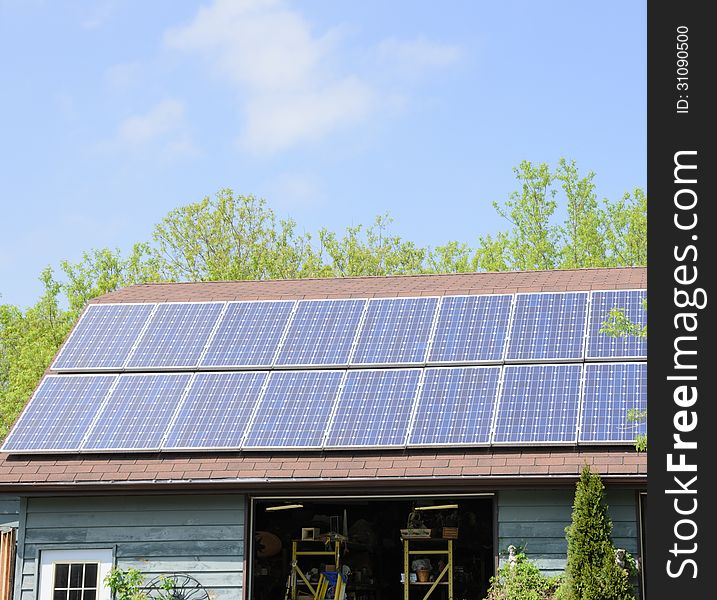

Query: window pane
[[54, 563, 70, 587], [69, 564, 84, 587], [54, 591, 67, 600], [84, 563, 98, 587], [83, 591, 97, 600], [69, 590, 82, 600]]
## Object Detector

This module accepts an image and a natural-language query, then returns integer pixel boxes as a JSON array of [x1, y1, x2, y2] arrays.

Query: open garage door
[[250, 495, 494, 600]]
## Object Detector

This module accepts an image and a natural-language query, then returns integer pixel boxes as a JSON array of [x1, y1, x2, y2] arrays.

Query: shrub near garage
[[484, 552, 563, 600]]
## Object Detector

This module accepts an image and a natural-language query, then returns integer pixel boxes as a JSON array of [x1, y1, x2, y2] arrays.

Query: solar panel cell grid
[[351, 297, 438, 365], [506, 293, 588, 361], [586, 290, 647, 359], [52, 304, 155, 370], [244, 370, 344, 449], [580, 363, 646, 443], [126, 303, 224, 368], [83, 374, 191, 450], [276, 299, 366, 366], [163, 371, 268, 449], [494, 364, 582, 444], [429, 295, 512, 363], [409, 367, 499, 446], [201, 301, 295, 367], [325, 369, 421, 448], [1, 375, 116, 452]]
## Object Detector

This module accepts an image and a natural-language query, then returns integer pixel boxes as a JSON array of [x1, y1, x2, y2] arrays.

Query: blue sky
[[0, 0, 646, 308]]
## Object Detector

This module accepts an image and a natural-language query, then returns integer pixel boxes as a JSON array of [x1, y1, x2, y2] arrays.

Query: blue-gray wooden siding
[[16, 494, 245, 600], [497, 488, 639, 576], [0, 495, 19, 529]]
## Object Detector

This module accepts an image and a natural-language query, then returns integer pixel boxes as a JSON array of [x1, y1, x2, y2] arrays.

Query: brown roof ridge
[[88, 266, 646, 304], [108, 266, 646, 289]]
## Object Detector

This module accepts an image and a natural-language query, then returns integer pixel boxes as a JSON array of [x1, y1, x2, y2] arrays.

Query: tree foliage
[[475, 159, 646, 271], [560, 466, 636, 600], [0, 160, 646, 440]]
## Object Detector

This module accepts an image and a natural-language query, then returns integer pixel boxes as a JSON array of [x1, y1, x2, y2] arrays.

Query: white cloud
[[164, 0, 378, 155], [110, 99, 198, 158], [117, 99, 186, 145], [80, 0, 116, 30], [267, 172, 322, 211], [105, 61, 141, 89], [162, 0, 461, 156], [376, 37, 461, 75]]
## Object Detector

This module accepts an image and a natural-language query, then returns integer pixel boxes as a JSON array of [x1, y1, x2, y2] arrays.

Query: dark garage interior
[[251, 496, 494, 600]]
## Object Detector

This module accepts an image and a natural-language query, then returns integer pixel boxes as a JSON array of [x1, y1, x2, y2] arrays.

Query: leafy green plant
[[485, 552, 563, 600], [104, 568, 148, 600], [104, 568, 178, 600]]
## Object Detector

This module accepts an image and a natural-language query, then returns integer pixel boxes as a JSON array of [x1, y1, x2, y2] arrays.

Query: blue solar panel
[[586, 290, 647, 359], [325, 369, 421, 448], [429, 295, 512, 363], [163, 372, 268, 450], [506, 293, 588, 361], [494, 364, 582, 444], [244, 371, 344, 449], [1, 375, 116, 452], [83, 374, 191, 450], [409, 367, 500, 446], [126, 303, 224, 368], [52, 304, 155, 370], [275, 299, 366, 366], [351, 298, 438, 365], [201, 301, 295, 367], [580, 363, 646, 443]]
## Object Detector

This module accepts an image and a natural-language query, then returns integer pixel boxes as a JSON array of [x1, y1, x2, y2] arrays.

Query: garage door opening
[[250, 495, 494, 600]]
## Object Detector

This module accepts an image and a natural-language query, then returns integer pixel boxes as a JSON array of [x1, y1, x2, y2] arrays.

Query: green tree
[[475, 159, 646, 271], [317, 214, 427, 276], [560, 466, 636, 600], [151, 190, 324, 281]]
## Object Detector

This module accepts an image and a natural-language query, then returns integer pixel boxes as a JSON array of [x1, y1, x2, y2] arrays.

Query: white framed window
[[38, 549, 113, 600]]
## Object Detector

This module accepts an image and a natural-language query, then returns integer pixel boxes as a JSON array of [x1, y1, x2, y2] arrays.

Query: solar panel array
[[4, 289, 646, 453]]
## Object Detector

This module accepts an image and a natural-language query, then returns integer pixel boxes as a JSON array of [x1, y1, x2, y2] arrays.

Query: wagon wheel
[[145, 574, 210, 600]]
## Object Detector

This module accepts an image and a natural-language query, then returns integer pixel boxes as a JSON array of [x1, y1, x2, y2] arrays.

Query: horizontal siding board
[[499, 504, 636, 522], [0, 497, 20, 514], [116, 540, 244, 558], [497, 490, 574, 507], [25, 525, 244, 544], [0, 495, 19, 528], [27, 495, 241, 512], [499, 521, 570, 538], [497, 537, 568, 555], [139, 572, 243, 587], [27, 509, 244, 528], [112, 557, 243, 573]]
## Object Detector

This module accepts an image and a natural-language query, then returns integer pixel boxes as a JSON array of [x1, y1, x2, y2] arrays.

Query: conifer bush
[[559, 465, 636, 600]]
